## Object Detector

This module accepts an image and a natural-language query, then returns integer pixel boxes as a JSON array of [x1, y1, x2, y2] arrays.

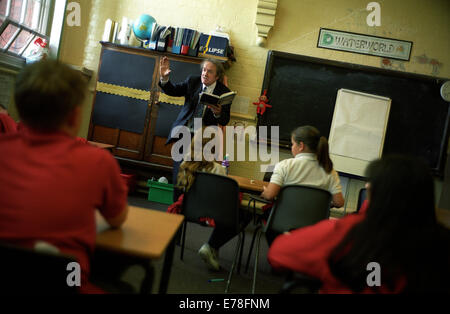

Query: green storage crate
[[147, 180, 174, 205]]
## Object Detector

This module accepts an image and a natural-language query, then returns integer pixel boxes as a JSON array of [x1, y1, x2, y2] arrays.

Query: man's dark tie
[[194, 85, 208, 119], [187, 86, 208, 131]]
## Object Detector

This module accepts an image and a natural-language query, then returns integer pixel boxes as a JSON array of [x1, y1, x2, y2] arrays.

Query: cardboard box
[[198, 34, 228, 58]]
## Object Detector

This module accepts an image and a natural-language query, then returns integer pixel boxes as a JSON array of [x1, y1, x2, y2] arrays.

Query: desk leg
[[139, 261, 154, 294], [159, 238, 176, 294]]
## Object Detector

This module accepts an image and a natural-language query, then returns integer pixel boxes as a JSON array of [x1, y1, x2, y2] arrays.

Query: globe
[[132, 14, 156, 42]]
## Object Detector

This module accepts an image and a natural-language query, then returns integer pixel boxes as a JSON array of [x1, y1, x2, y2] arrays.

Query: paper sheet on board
[[329, 89, 391, 162]]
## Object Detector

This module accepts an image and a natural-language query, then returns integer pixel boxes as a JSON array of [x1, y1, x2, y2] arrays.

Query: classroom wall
[[57, 0, 449, 210]]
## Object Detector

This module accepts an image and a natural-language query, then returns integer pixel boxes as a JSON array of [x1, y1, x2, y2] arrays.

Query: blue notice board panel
[[92, 92, 148, 134], [154, 102, 182, 137], [98, 49, 155, 90], [169, 60, 201, 84]]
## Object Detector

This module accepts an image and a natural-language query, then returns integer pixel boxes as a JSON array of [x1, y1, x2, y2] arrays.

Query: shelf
[[100, 41, 229, 62]]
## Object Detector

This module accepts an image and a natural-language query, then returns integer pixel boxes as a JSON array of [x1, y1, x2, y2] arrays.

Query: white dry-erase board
[[329, 89, 391, 177]]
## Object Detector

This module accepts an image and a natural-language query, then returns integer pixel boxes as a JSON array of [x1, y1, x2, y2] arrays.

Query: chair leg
[[237, 232, 245, 274], [245, 225, 262, 273], [251, 230, 263, 294], [225, 233, 242, 293], [180, 221, 187, 261]]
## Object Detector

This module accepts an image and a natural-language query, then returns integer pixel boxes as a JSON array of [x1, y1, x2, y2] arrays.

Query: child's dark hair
[[291, 125, 333, 173], [328, 155, 449, 293], [14, 59, 88, 131]]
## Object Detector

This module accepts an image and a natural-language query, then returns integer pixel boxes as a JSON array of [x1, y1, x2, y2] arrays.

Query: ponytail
[[291, 125, 334, 173], [317, 136, 333, 173]]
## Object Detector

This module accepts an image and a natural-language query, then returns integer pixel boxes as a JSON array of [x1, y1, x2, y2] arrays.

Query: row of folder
[[172, 27, 202, 56], [145, 24, 202, 56]]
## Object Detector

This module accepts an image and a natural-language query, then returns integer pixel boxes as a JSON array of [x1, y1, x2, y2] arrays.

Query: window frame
[[0, 0, 67, 71]]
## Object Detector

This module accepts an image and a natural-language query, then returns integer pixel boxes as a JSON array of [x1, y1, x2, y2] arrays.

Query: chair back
[[0, 242, 78, 294], [266, 184, 332, 234], [182, 172, 241, 231], [356, 188, 367, 212]]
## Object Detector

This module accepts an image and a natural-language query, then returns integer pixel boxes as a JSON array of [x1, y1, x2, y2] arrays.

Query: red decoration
[[253, 89, 272, 115]]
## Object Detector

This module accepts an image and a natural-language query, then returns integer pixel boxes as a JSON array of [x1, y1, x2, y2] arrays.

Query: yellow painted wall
[[59, 0, 449, 138], [268, 0, 449, 76], [57, 0, 449, 210]]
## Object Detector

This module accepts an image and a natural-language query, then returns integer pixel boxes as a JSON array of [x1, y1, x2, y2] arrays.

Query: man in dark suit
[[158, 56, 231, 199]]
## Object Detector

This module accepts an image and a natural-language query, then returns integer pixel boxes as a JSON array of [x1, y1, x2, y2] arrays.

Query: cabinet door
[[89, 47, 158, 160], [144, 57, 201, 166]]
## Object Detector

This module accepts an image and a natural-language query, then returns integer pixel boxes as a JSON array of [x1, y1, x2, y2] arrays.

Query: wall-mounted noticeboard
[[329, 89, 391, 177]]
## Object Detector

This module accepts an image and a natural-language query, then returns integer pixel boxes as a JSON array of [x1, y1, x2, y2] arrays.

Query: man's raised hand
[[160, 56, 171, 80]]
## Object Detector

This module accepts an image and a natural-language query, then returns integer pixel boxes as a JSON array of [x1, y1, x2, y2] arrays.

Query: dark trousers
[[208, 210, 252, 250]]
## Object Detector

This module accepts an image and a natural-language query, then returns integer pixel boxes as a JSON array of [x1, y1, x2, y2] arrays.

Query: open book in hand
[[199, 91, 237, 108]]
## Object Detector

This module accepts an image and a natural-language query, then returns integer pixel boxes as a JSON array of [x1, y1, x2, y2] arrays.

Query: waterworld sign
[[318, 28, 412, 61]]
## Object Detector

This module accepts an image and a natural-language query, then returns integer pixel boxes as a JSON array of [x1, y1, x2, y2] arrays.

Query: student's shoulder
[[71, 141, 117, 166], [211, 162, 226, 175], [276, 157, 296, 168]]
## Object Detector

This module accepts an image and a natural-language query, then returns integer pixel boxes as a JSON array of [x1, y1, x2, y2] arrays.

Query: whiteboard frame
[[329, 88, 391, 177]]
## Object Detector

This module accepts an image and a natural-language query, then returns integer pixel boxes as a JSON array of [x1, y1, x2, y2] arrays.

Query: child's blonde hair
[[177, 127, 217, 192]]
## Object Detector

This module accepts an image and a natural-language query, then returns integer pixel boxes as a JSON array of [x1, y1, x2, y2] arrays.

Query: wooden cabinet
[[88, 42, 215, 172]]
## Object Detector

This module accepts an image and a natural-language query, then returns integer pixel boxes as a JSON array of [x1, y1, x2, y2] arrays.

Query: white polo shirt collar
[[294, 152, 317, 160]]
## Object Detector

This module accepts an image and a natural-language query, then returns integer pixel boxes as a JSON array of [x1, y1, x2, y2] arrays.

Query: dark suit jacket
[[159, 75, 231, 144]]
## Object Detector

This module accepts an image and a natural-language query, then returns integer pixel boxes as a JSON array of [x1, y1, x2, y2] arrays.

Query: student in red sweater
[[0, 60, 129, 293], [268, 155, 450, 293]]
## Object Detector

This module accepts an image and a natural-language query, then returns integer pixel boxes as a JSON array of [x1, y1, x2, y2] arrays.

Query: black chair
[[0, 242, 79, 294], [179, 172, 245, 293], [249, 184, 332, 294], [356, 188, 367, 212]]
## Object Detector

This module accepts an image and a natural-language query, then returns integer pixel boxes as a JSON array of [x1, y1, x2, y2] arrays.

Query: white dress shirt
[[270, 153, 342, 195]]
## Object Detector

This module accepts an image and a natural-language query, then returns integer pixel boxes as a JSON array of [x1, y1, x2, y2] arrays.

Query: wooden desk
[[88, 141, 115, 151], [96, 206, 184, 294], [229, 175, 268, 194]]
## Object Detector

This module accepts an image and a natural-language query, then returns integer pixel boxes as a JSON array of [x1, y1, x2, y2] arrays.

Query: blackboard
[[258, 50, 450, 176]]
